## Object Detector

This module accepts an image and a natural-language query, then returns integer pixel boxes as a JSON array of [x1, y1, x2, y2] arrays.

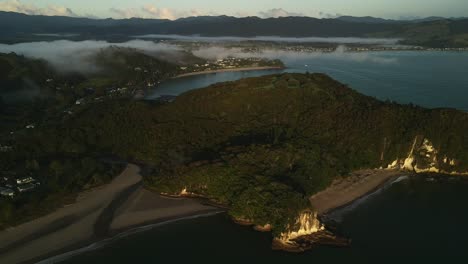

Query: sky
[[0, 0, 467, 20]]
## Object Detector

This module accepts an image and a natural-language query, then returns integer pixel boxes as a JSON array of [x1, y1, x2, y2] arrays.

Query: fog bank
[[133, 35, 401, 45], [0, 40, 184, 74], [193, 45, 398, 65], [0, 40, 398, 76]]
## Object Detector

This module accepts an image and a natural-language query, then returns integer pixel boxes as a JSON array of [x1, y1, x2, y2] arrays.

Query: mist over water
[[133, 35, 401, 45], [0, 40, 399, 76], [2, 40, 468, 111], [0, 40, 185, 74], [192, 45, 398, 64]]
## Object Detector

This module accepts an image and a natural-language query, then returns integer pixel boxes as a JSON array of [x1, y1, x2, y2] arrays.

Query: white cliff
[[387, 136, 467, 175], [277, 211, 325, 245]]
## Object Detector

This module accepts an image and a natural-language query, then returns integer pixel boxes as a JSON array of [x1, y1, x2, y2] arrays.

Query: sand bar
[[0, 164, 220, 264], [174, 66, 284, 78]]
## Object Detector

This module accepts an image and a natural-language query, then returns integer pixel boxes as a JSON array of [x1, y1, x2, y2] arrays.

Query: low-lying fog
[[0, 40, 184, 74], [0, 40, 398, 75], [133, 35, 401, 45]]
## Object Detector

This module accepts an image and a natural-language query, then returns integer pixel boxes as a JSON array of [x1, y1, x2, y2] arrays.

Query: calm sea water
[[64, 52, 468, 263], [63, 177, 468, 263], [147, 51, 468, 111]]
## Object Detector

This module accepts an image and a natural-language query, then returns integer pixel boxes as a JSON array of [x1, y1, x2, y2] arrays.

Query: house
[[0, 187, 15, 198], [75, 99, 85, 105], [26, 124, 35, 129], [16, 176, 34, 185]]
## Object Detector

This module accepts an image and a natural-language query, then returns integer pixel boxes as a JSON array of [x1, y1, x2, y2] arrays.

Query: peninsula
[[1, 73, 468, 260], [175, 66, 284, 78]]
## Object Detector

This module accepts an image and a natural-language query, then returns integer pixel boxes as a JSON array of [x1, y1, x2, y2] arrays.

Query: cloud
[[258, 8, 304, 18], [134, 35, 401, 45], [0, 0, 77, 16], [110, 5, 216, 20], [319, 11, 342, 19], [0, 40, 185, 74], [191, 45, 398, 65], [109, 7, 142, 19], [142, 5, 178, 20]]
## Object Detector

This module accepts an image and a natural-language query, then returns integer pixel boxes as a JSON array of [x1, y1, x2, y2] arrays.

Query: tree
[[0, 95, 4, 113]]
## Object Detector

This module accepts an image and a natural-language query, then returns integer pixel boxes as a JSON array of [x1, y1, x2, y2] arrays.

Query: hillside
[[1, 11, 468, 47], [14, 73, 467, 238], [0, 47, 179, 100], [0, 53, 55, 92]]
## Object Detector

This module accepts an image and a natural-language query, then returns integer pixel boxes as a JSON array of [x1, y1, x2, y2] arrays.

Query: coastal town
[[0, 175, 40, 198], [177, 57, 284, 76], [172, 40, 468, 55]]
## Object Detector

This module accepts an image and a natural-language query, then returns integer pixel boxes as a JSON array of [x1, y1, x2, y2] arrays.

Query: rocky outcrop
[[386, 136, 468, 175], [272, 211, 349, 252], [278, 211, 324, 243], [253, 224, 272, 232], [232, 217, 255, 226], [272, 230, 350, 252]]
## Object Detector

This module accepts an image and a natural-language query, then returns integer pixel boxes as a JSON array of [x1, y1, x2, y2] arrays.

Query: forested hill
[[1, 11, 468, 47], [20, 73, 468, 235]]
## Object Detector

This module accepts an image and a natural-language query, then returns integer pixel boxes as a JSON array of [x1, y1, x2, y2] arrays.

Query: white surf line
[[325, 175, 409, 222], [36, 211, 224, 264]]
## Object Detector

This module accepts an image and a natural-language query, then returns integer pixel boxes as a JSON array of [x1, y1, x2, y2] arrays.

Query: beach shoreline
[[0, 164, 221, 264], [32, 210, 224, 264], [174, 66, 285, 78], [0, 165, 415, 262], [310, 169, 406, 216]]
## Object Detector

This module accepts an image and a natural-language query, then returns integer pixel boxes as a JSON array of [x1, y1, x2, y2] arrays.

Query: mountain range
[[1, 11, 468, 47]]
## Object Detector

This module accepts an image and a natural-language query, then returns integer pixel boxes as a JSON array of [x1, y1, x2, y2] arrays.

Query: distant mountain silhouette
[[336, 16, 400, 24], [1, 11, 467, 47]]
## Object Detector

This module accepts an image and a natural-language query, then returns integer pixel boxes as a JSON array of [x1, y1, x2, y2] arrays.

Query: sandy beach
[[174, 66, 284, 78], [0, 164, 221, 264], [310, 169, 404, 215]]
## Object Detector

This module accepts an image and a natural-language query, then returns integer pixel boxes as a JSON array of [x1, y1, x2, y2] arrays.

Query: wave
[[326, 175, 409, 222]]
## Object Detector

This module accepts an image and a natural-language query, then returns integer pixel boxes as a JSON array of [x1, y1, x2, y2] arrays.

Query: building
[[16, 176, 34, 185], [26, 124, 35, 129], [0, 187, 15, 198]]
